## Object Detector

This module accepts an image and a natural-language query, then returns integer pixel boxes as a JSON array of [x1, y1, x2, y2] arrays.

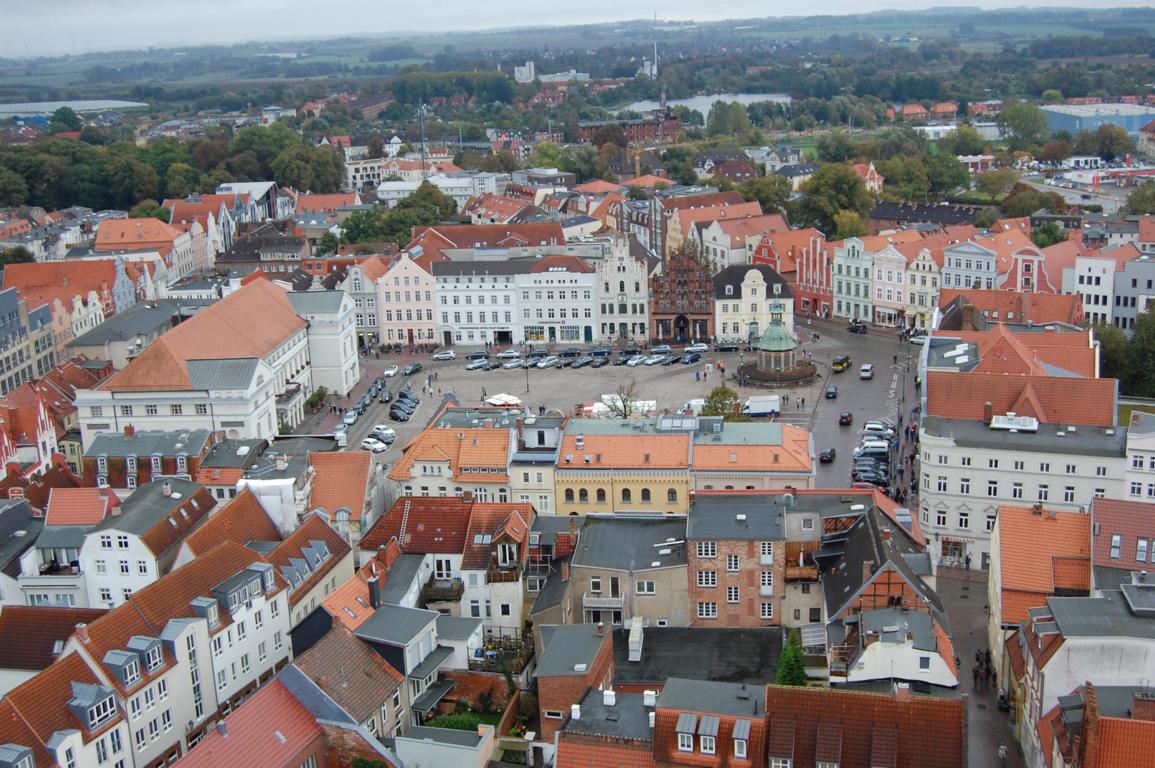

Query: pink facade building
[[378, 252, 437, 346]]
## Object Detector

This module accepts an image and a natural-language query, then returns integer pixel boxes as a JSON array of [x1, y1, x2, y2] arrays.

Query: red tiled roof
[[406, 223, 565, 266], [2, 260, 118, 314], [0, 700, 54, 767], [182, 488, 281, 558], [292, 625, 402, 722], [359, 497, 472, 554], [938, 288, 1083, 326], [462, 193, 531, 223], [295, 193, 357, 213], [5, 651, 118, 743], [762, 685, 965, 768], [44, 487, 120, 526], [387, 426, 511, 482], [308, 451, 371, 523], [137, 485, 217, 559], [996, 505, 1090, 624], [675, 202, 763, 238], [1140, 217, 1155, 243], [460, 504, 532, 570], [1090, 497, 1155, 573], [573, 179, 622, 194], [174, 679, 322, 768], [0, 606, 106, 671], [627, 174, 674, 189], [558, 433, 690, 470], [925, 370, 1115, 426], [94, 218, 184, 254], [526, 255, 595, 273], [265, 514, 352, 605]]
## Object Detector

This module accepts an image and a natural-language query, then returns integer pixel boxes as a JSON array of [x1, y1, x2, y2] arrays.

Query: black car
[[819, 448, 837, 463], [590, 357, 609, 368], [466, 351, 489, 360], [396, 391, 419, 405], [402, 362, 422, 375], [571, 357, 594, 369], [661, 355, 682, 366], [389, 408, 411, 422], [590, 347, 611, 357], [377, 389, 392, 404], [839, 411, 853, 425], [559, 348, 581, 358], [367, 383, 379, 398], [612, 357, 630, 366], [526, 348, 549, 359], [715, 342, 739, 352], [825, 386, 838, 399], [392, 399, 417, 414], [620, 347, 642, 357], [848, 322, 868, 334], [483, 360, 501, 370]]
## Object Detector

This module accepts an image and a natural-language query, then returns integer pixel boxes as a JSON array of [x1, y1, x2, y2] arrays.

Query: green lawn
[[1118, 403, 1155, 426]]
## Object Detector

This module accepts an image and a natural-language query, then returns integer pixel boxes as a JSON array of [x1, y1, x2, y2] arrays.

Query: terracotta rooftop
[[359, 497, 473, 554], [181, 488, 281, 559], [627, 174, 674, 189], [460, 504, 533, 570], [691, 424, 812, 473], [406, 223, 565, 267], [295, 193, 358, 213], [94, 218, 184, 252], [1, 259, 118, 313], [308, 451, 371, 523], [0, 606, 106, 671], [44, 487, 120, 526], [101, 279, 306, 391], [710, 213, 791, 248], [387, 427, 511, 482], [173, 679, 321, 768], [292, 625, 402, 723], [938, 288, 1083, 327], [558, 433, 691, 470], [675, 202, 763, 238], [5, 652, 115, 744], [925, 370, 1115, 426], [573, 179, 622, 194], [526, 255, 595, 273], [1090, 497, 1155, 574], [997, 505, 1091, 625]]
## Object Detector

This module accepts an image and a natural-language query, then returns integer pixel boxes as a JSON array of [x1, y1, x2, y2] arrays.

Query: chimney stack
[[895, 682, 911, 701], [596, 622, 605, 637], [1132, 691, 1155, 721], [1032, 502, 1044, 516], [570, 704, 581, 721], [161, 481, 172, 497], [123, 424, 135, 437], [75, 623, 90, 644], [275, 454, 288, 471], [962, 303, 975, 329], [560, 562, 570, 582], [368, 577, 381, 609], [881, 528, 892, 542], [983, 402, 994, 424]]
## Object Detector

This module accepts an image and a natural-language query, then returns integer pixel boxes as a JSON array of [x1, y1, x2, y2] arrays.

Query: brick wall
[[556, 732, 656, 767], [320, 723, 399, 767], [688, 538, 786, 627], [536, 629, 614, 741]]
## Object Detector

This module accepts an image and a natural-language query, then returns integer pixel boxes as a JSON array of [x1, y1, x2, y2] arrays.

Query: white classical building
[[940, 240, 997, 291], [286, 291, 360, 397], [871, 245, 908, 327], [594, 237, 650, 344], [515, 256, 599, 345], [833, 237, 875, 322], [712, 264, 795, 342], [76, 279, 312, 448]]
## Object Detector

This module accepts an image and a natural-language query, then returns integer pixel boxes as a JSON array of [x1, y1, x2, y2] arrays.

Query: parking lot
[[305, 318, 917, 488]]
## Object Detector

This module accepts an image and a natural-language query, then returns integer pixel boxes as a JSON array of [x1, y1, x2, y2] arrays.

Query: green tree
[[108, 157, 160, 208], [367, 136, 385, 160], [394, 181, 459, 219], [738, 175, 792, 214], [1096, 124, 1134, 161], [700, 384, 751, 422], [316, 232, 339, 256], [340, 207, 390, 244], [832, 210, 867, 239], [529, 141, 564, 169], [0, 167, 29, 206], [940, 123, 985, 156], [1030, 221, 1068, 248], [163, 162, 202, 199], [1093, 323, 1131, 393], [1124, 180, 1155, 215], [1039, 139, 1072, 164], [775, 632, 808, 686], [973, 208, 1000, 229], [128, 199, 171, 222], [1001, 183, 1065, 217], [706, 101, 751, 138], [0, 246, 35, 265], [794, 164, 872, 235], [593, 125, 628, 149], [973, 168, 1018, 199], [815, 131, 856, 163], [926, 153, 969, 198], [1072, 130, 1099, 157], [1041, 89, 1064, 103], [997, 99, 1049, 149], [48, 106, 82, 133], [877, 156, 930, 200], [1130, 309, 1155, 398]]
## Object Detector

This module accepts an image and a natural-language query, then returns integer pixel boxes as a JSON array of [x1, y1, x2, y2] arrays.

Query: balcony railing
[[582, 591, 624, 610], [421, 576, 464, 604], [487, 564, 522, 584]]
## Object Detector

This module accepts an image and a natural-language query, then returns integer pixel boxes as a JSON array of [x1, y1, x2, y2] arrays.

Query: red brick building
[[574, 113, 681, 145], [752, 228, 833, 318], [534, 623, 614, 741], [650, 249, 714, 343]]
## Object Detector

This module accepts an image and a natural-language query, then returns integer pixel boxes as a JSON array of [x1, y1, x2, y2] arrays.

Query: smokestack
[[75, 623, 90, 644], [895, 682, 911, 701], [983, 402, 993, 424], [1132, 691, 1155, 722]]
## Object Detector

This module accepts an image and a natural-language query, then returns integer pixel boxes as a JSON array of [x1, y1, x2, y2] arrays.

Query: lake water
[[0, 99, 149, 116], [619, 92, 791, 115]]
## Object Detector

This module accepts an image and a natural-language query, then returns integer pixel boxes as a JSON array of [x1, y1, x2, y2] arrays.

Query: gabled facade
[[380, 252, 437, 347], [832, 237, 875, 322], [595, 237, 650, 343]]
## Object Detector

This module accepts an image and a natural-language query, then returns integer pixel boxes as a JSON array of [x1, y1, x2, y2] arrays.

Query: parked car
[[536, 356, 560, 369], [371, 425, 396, 442], [643, 354, 666, 365], [396, 391, 420, 406], [496, 348, 521, 359], [839, 411, 853, 426], [819, 448, 837, 463], [620, 347, 643, 357], [661, 355, 683, 365], [333, 423, 348, 439], [389, 407, 411, 422], [557, 359, 575, 368], [527, 348, 549, 359], [626, 355, 647, 367], [825, 386, 838, 399], [383, 364, 399, 377], [466, 358, 489, 371], [378, 389, 392, 404], [360, 437, 389, 453], [910, 335, 927, 346], [859, 363, 874, 380], [391, 399, 417, 415], [832, 355, 851, 372], [612, 356, 630, 366], [848, 322, 868, 334], [432, 350, 456, 361], [715, 342, 739, 352], [683, 342, 709, 353], [502, 359, 525, 369], [590, 347, 611, 357], [466, 351, 489, 360], [402, 363, 422, 376], [571, 357, 594, 368], [651, 344, 672, 354], [591, 357, 610, 368], [559, 348, 581, 358], [682, 352, 701, 364], [342, 410, 358, 425]]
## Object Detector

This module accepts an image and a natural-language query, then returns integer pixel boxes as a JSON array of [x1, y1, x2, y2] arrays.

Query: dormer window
[[151, 455, 162, 473], [177, 455, 187, 473], [126, 455, 137, 473], [262, 570, 275, 592], [145, 646, 161, 671], [124, 659, 140, 686], [207, 603, 219, 627], [88, 696, 117, 728]]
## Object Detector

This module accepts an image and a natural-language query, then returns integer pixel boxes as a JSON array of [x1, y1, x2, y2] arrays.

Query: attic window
[[87, 695, 117, 729]]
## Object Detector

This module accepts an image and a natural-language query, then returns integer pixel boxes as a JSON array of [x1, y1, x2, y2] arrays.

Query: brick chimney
[[984, 401, 994, 424], [1133, 691, 1155, 721], [895, 682, 911, 701], [862, 559, 875, 581], [123, 424, 135, 437], [75, 623, 90, 644], [962, 302, 975, 329], [161, 481, 172, 497], [881, 528, 892, 542], [560, 562, 570, 582]]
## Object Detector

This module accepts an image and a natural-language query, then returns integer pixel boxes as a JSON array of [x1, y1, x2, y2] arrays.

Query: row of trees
[[0, 123, 343, 211], [319, 182, 459, 252]]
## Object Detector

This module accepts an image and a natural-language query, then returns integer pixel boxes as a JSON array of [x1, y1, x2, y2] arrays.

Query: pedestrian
[[985, 649, 993, 667], [998, 744, 1008, 766], [973, 664, 980, 688], [893, 353, 898, 365], [975, 649, 982, 664], [965, 553, 972, 570], [695, 370, 701, 382], [783, 394, 789, 405], [801, 397, 805, 408], [704, 369, 708, 381]]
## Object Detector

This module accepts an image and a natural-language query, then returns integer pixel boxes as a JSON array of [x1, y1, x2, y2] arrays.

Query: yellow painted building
[[554, 432, 691, 516]]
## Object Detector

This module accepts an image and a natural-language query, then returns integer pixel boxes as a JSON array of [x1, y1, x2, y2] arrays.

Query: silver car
[[536, 356, 560, 369], [502, 359, 525, 369]]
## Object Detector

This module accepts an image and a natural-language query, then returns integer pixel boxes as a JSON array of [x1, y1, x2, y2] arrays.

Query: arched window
[[619, 280, 626, 293], [667, 488, 677, 503], [622, 488, 632, 503], [641, 488, 651, 503], [565, 488, 574, 503], [596, 489, 606, 503], [579, 488, 589, 503]]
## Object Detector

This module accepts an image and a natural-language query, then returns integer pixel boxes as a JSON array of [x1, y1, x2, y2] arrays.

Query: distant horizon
[[3, 1, 1154, 59]]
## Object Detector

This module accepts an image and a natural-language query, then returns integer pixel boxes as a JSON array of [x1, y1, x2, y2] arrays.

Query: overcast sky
[[4, 1, 1151, 58]]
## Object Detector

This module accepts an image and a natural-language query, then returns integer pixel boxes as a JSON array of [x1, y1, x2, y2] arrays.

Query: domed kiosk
[[737, 313, 818, 388]]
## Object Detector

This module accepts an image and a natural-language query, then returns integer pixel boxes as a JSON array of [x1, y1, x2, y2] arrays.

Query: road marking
[[888, 373, 898, 400]]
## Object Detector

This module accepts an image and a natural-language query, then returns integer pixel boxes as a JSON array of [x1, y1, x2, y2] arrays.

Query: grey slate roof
[[535, 624, 607, 677], [562, 689, 653, 742], [379, 554, 424, 604], [713, 263, 793, 300], [687, 495, 786, 540], [186, 358, 261, 390], [658, 677, 763, 717], [572, 515, 687, 571], [287, 290, 346, 315], [435, 614, 482, 641], [1048, 590, 1155, 639], [91, 479, 206, 536], [861, 608, 936, 651], [70, 300, 180, 347], [530, 555, 572, 615], [199, 439, 267, 470], [354, 604, 438, 647], [921, 416, 1126, 458], [401, 726, 483, 747], [85, 429, 211, 459], [277, 664, 357, 725], [0, 500, 43, 577], [34, 526, 89, 550], [612, 627, 781, 686]]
